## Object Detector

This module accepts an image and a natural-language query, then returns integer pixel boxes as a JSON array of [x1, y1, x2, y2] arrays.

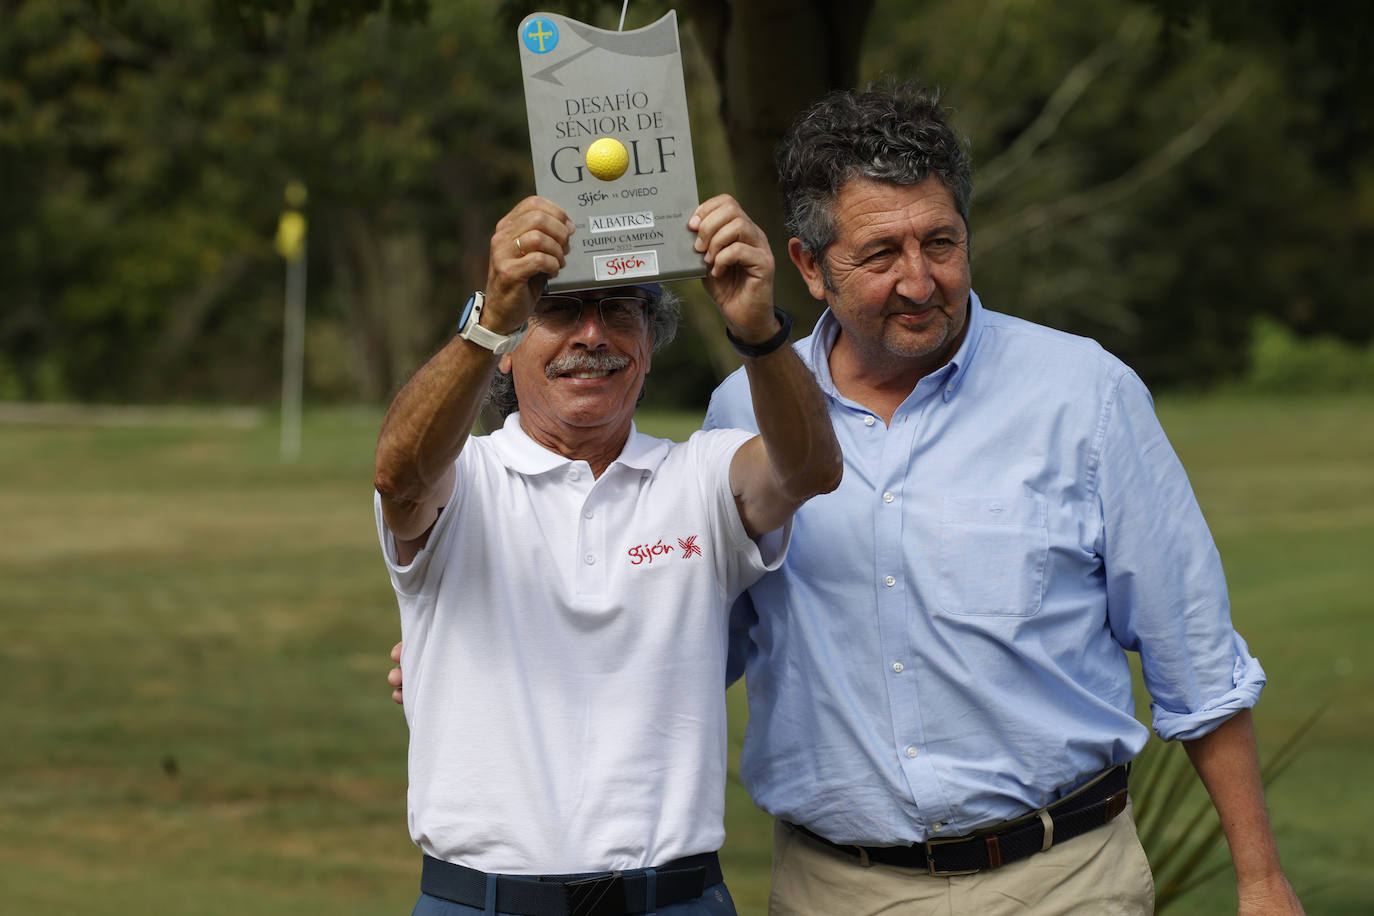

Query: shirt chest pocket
[[935, 494, 1048, 616]]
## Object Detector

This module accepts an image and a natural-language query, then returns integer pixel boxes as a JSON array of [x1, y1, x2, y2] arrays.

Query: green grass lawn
[[2, 395, 1370, 913]]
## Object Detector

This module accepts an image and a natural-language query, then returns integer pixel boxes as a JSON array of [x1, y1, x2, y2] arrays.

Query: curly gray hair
[[485, 286, 682, 419], [777, 82, 972, 282]]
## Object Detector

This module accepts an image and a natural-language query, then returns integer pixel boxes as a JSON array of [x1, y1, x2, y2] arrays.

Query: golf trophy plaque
[[517, 11, 706, 290]]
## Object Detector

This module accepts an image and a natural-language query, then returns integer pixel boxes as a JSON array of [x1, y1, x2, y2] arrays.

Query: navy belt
[[790, 764, 1130, 877], [419, 851, 721, 916]]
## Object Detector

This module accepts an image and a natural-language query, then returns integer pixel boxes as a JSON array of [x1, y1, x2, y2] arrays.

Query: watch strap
[[726, 307, 793, 358], [458, 291, 526, 356]]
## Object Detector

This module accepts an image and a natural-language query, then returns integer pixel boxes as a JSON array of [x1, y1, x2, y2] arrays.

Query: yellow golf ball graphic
[[585, 137, 630, 181]]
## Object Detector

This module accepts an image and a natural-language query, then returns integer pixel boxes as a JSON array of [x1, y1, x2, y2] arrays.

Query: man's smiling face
[[501, 286, 655, 447], [797, 176, 971, 383]]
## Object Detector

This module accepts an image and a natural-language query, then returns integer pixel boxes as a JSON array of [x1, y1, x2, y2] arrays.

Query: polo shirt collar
[[489, 412, 669, 476], [803, 289, 987, 403]]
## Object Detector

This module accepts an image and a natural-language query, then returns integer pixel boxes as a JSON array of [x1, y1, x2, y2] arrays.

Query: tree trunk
[[337, 210, 436, 402], [683, 0, 875, 337]]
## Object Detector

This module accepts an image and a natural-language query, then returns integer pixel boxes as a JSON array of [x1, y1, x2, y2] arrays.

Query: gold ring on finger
[[514, 234, 525, 256]]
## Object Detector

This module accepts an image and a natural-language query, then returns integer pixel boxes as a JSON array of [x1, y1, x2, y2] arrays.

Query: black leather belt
[[419, 851, 721, 916], [790, 764, 1130, 877]]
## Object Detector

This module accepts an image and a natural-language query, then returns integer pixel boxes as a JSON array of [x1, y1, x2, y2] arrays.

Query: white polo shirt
[[375, 415, 788, 874]]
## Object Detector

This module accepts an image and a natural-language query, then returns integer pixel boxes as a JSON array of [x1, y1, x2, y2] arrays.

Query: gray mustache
[[545, 351, 630, 379]]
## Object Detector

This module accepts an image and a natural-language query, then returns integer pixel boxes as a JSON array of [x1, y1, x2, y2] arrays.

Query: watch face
[[458, 293, 480, 332], [456, 291, 523, 354]]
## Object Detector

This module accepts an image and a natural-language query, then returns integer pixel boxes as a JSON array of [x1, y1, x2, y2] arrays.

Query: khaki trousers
[[767, 800, 1154, 916]]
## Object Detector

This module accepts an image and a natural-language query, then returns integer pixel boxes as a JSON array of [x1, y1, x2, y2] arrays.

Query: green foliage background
[[2, 0, 1372, 405]]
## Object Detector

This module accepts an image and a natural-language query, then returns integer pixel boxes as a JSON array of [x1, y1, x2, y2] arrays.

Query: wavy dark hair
[[777, 81, 972, 278], [485, 287, 681, 418]]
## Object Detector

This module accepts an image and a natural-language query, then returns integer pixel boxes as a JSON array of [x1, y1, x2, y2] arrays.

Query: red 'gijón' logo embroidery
[[627, 535, 702, 565]]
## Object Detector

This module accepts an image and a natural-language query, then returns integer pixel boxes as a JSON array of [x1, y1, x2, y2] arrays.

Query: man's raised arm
[[688, 194, 842, 539], [374, 197, 573, 563]]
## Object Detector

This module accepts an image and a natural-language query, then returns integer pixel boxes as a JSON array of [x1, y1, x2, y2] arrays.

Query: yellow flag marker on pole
[[275, 211, 307, 261], [277, 181, 308, 461]]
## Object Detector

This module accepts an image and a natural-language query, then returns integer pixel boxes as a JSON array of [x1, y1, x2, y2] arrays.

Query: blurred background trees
[[2, 0, 1370, 407]]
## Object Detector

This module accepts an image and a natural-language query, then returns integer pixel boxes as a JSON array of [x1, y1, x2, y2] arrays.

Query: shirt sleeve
[[685, 427, 791, 596], [704, 373, 767, 688], [1095, 369, 1266, 742], [373, 457, 464, 599]]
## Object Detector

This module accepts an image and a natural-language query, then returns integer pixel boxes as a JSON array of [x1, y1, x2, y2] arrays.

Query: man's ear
[[788, 238, 829, 301]]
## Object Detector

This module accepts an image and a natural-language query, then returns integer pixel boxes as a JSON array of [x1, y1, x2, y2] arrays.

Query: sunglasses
[[532, 294, 651, 333]]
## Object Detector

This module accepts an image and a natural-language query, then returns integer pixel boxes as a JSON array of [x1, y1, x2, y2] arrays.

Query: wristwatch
[[457, 291, 526, 356]]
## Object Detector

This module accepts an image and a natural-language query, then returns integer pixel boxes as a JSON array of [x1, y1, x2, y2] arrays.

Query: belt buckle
[[565, 871, 624, 916], [923, 836, 981, 877]]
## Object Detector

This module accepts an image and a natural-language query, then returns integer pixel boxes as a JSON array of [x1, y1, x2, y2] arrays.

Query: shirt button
[[884, 575, 896, 587], [583, 508, 594, 519], [863, 415, 876, 427], [882, 491, 895, 503], [933, 822, 945, 832], [568, 469, 582, 481], [584, 553, 596, 565], [906, 746, 918, 758], [892, 662, 904, 673]]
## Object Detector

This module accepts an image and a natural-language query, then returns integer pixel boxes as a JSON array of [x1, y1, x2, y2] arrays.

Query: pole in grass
[[275, 180, 308, 462]]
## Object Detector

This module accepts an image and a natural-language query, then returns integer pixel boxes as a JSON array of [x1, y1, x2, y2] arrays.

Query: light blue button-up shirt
[[704, 292, 1265, 845]]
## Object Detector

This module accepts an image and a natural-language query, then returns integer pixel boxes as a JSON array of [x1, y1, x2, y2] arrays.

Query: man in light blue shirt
[[703, 84, 1302, 914]]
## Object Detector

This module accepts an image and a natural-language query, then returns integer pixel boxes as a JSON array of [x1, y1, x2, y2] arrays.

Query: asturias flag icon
[[522, 17, 559, 54]]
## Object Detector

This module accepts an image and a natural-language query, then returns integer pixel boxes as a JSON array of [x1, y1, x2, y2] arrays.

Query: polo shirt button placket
[[576, 478, 602, 595]]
